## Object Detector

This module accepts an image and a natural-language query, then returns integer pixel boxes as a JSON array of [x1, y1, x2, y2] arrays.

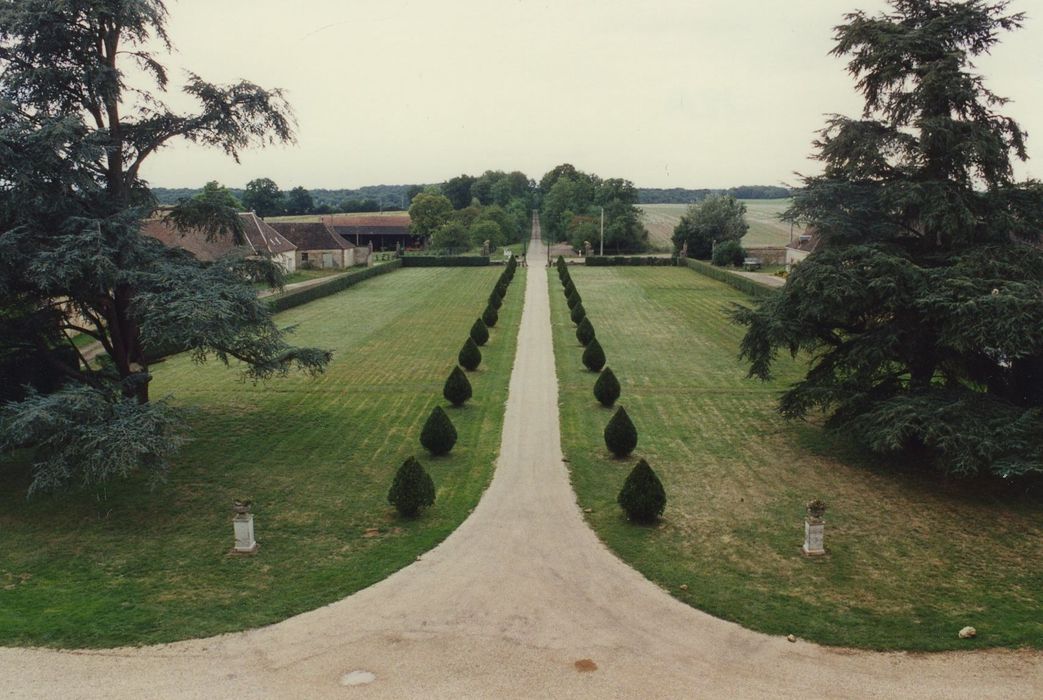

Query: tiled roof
[[321, 214, 411, 228], [241, 212, 296, 255], [268, 222, 354, 251], [142, 212, 297, 261]]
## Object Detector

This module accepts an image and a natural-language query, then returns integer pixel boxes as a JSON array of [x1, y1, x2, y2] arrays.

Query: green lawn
[[0, 267, 524, 648], [550, 266, 1043, 650]]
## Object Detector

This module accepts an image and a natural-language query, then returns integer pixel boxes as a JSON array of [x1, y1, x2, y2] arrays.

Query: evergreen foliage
[[494, 279, 509, 299], [570, 301, 586, 325], [734, 0, 1043, 479], [488, 289, 503, 310], [420, 406, 458, 456], [593, 367, 621, 407], [443, 366, 473, 406], [469, 318, 490, 346], [387, 456, 436, 517], [482, 304, 499, 328], [604, 406, 638, 457], [617, 459, 666, 523], [582, 337, 606, 372], [0, 0, 329, 492], [566, 290, 582, 310], [712, 239, 746, 267], [458, 337, 482, 371], [576, 317, 596, 346]]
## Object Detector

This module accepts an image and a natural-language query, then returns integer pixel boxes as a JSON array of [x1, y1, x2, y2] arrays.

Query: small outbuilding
[[268, 221, 359, 269]]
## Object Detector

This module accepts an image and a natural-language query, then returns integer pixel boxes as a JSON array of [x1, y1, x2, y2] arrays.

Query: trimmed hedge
[[604, 405, 638, 457], [470, 317, 490, 346], [420, 406, 458, 456], [459, 337, 482, 370], [582, 337, 606, 371], [618, 459, 666, 523], [576, 317, 595, 346], [388, 456, 436, 517], [443, 366, 473, 406], [401, 256, 490, 267], [488, 290, 503, 310], [482, 304, 499, 328], [593, 367, 620, 407], [265, 261, 402, 313], [680, 258, 779, 299], [585, 256, 678, 266], [570, 301, 586, 325], [566, 290, 582, 310]]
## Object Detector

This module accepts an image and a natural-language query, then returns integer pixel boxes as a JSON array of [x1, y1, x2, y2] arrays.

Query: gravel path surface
[[2, 232, 1040, 698]]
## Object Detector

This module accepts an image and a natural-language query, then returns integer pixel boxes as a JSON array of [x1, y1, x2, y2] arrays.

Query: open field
[[640, 199, 804, 250], [550, 266, 1043, 650], [0, 268, 524, 648]]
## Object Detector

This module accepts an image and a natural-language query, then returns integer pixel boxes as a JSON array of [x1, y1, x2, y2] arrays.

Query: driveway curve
[[1, 234, 1040, 698]]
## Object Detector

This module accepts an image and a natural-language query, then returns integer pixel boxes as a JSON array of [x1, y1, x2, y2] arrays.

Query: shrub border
[[265, 261, 403, 313], [401, 256, 490, 267], [679, 258, 779, 299]]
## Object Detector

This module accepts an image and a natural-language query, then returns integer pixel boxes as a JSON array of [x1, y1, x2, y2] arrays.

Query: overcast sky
[[139, 0, 1043, 190]]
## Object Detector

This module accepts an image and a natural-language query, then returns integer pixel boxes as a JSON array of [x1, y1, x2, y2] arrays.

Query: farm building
[[321, 214, 420, 251], [268, 221, 361, 269], [142, 211, 298, 272], [785, 230, 820, 269]]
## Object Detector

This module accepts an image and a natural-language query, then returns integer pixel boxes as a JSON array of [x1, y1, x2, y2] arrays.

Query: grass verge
[[550, 266, 1042, 650], [0, 267, 524, 648]]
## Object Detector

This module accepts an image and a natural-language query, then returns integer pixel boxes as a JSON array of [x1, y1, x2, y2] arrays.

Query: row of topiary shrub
[[584, 256, 678, 266], [389, 254, 520, 517], [400, 256, 490, 267], [556, 255, 667, 524]]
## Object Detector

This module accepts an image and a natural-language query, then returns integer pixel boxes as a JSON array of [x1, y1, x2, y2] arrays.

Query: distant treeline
[[638, 185, 791, 204], [152, 182, 792, 211], [152, 184, 419, 211]]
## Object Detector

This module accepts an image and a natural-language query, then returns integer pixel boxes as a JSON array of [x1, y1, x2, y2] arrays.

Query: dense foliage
[[387, 456, 436, 517], [593, 367, 621, 407], [735, 0, 1043, 479], [712, 239, 746, 267], [539, 164, 649, 253], [458, 337, 482, 371], [576, 317, 596, 347], [672, 195, 748, 259], [604, 405, 638, 457], [570, 302, 586, 325], [638, 185, 791, 204], [582, 338, 606, 372], [481, 304, 498, 328], [443, 366, 473, 407], [0, 0, 329, 493], [420, 406, 457, 456], [617, 459, 666, 523], [469, 318, 489, 346]]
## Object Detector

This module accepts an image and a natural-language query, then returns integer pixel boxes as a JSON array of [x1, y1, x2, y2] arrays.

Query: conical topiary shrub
[[570, 301, 586, 325], [604, 405, 637, 457], [488, 289, 503, 310], [482, 304, 499, 328], [617, 459, 666, 524], [495, 281, 509, 299], [556, 255, 566, 270], [459, 337, 482, 371], [563, 278, 576, 296], [566, 290, 582, 310], [443, 366, 473, 406], [593, 367, 620, 407], [388, 456, 436, 517], [582, 337, 606, 371], [576, 317, 596, 346], [420, 405, 458, 456], [470, 317, 489, 346]]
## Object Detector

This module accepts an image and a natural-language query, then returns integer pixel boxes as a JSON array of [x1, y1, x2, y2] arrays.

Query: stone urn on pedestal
[[802, 499, 827, 556], [232, 499, 258, 555]]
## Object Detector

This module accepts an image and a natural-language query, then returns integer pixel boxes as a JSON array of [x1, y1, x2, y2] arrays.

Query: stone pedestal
[[802, 519, 825, 556], [233, 513, 258, 554]]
